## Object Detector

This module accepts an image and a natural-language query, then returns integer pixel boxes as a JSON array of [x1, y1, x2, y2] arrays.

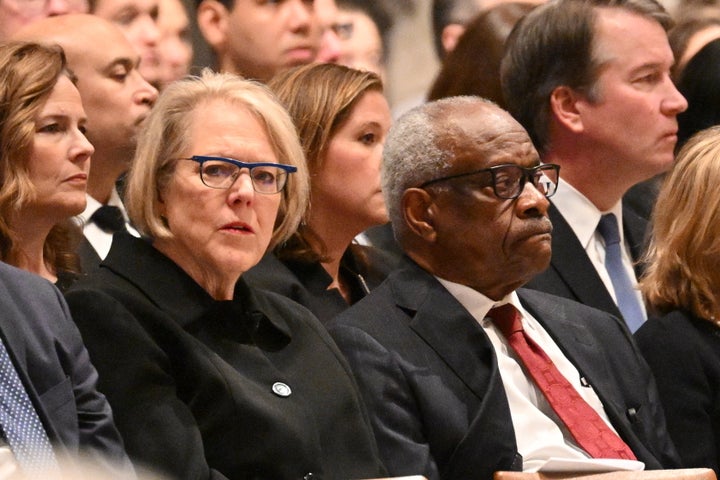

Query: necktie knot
[[597, 214, 621, 246], [90, 205, 125, 233], [488, 304, 523, 337]]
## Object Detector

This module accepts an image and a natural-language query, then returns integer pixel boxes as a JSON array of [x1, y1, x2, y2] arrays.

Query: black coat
[[65, 233, 385, 480], [635, 310, 720, 476]]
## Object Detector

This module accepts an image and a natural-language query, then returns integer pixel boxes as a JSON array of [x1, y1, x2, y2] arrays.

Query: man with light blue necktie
[[501, 0, 688, 332]]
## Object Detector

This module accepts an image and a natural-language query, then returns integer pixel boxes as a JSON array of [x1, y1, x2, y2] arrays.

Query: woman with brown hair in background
[[0, 41, 94, 289], [245, 62, 394, 322]]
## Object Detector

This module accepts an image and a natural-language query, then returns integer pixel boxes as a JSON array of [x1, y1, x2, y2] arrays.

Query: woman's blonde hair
[[268, 63, 383, 262], [0, 41, 81, 273], [640, 125, 720, 319], [125, 69, 309, 250]]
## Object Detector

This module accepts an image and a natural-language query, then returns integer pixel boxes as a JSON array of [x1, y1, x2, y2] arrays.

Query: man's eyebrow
[[105, 57, 139, 71]]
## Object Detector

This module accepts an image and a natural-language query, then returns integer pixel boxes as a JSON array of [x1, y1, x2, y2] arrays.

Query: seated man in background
[[329, 96, 680, 480], [196, 0, 322, 82]]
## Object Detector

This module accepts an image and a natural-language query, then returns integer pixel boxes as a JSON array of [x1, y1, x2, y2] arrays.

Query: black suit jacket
[[635, 310, 720, 476], [65, 233, 385, 480], [329, 262, 680, 480], [523, 203, 649, 320], [0, 261, 128, 471], [76, 236, 102, 274]]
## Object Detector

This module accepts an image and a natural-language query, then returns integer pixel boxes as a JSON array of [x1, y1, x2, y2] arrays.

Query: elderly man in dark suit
[[328, 97, 680, 480], [0, 260, 129, 477]]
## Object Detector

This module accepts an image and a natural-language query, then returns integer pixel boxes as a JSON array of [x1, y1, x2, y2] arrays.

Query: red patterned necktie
[[488, 303, 636, 460]]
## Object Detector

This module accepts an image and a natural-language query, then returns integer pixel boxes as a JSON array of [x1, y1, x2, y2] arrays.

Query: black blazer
[[329, 262, 680, 480], [0, 261, 128, 471], [635, 310, 720, 476], [524, 202, 649, 320], [65, 233, 385, 480]]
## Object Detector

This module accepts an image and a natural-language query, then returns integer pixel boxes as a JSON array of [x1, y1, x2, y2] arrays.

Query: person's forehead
[[438, 105, 537, 167], [592, 7, 669, 58], [65, 26, 138, 71], [94, 0, 158, 14]]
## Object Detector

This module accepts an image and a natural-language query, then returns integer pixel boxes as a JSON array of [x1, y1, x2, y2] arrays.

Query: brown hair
[[0, 41, 82, 274], [640, 126, 720, 319], [428, 2, 537, 106], [268, 63, 383, 263], [669, 8, 720, 80], [501, 0, 672, 154]]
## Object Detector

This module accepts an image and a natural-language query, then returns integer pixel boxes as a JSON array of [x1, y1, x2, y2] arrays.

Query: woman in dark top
[[635, 126, 720, 476], [245, 63, 396, 322], [65, 70, 385, 480], [0, 42, 93, 289]]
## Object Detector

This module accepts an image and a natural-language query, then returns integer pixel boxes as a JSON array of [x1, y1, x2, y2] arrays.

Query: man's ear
[[197, 0, 229, 50], [402, 188, 438, 242], [549, 85, 586, 134]]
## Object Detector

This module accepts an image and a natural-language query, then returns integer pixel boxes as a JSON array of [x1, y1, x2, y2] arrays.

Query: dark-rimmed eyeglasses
[[181, 155, 297, 194], [419, 163, 560, 200]]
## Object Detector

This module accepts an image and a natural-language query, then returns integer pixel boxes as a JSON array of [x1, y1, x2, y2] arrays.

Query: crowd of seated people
[[2, 0, 720, 478]]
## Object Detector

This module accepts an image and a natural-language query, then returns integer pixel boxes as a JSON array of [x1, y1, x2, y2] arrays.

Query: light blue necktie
[[597, 214, 645, 333], [0, 337, 58, 477]]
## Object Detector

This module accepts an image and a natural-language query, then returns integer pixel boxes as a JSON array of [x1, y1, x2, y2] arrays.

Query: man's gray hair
[[382, 96, 494, 239]]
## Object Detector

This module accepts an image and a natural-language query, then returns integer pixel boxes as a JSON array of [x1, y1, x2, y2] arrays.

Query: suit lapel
[[546, 205, 623, 318], [390, 267, 497, 402], [388, 266, 519, 475], [622, 204, 649, 279]]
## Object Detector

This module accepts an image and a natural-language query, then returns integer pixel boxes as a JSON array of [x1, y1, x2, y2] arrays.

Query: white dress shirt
[[551, 178, 646, 320], [437, 279, 641, 472]]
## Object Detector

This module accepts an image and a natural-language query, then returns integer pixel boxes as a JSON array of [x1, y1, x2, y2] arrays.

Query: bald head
[[14, 13, 128, 61]]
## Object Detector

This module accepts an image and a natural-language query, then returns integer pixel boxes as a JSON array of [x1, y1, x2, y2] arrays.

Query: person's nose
[[72, 127, 95, 163], [133, 71, 159, 106], [139, 14, 161, 46], [316, 28, 342, 63], [46, 0, 87, 16], [226, 171, 256, 205], [288, 0, 313, 32], [516, 180, 550, 218], [662, 75, 688, 116]]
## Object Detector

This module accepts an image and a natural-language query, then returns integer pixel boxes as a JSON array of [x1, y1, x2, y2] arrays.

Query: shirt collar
[[434, 277, 525, 323], [551, 178, 624, 248]]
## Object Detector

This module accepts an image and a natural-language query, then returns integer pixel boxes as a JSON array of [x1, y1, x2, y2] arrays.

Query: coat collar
[[101, 233, 291, 343]]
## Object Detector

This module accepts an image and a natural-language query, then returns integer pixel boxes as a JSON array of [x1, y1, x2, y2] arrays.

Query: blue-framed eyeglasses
[[419, 163, 560, 200], [181, 155, 297, 194]]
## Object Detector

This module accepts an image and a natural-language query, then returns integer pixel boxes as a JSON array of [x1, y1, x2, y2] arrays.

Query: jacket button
[[303, 473, 314, 479]]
